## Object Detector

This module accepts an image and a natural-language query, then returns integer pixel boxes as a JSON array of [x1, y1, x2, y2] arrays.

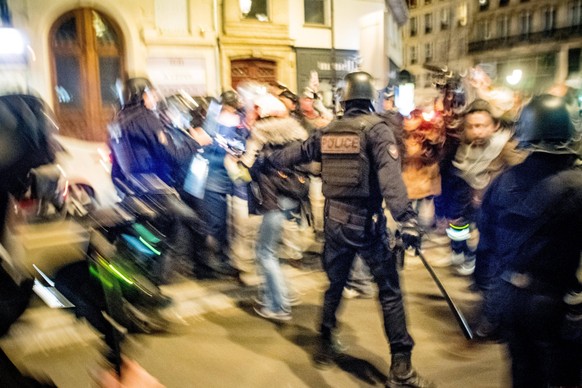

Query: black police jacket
[[267, 107, 416, 223], [477, 153, 582, 293], [110, 103, 199, 188]]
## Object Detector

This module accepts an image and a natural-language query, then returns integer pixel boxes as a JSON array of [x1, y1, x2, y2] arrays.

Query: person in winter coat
[[401, 108, 445, 230], [441, 99, 525, 276], [477, 94, 582, 386], [108, 78, 220, 282], [264, 72, 433, 388], [198, 90, 249, 278], [234, 91, 310, 321]]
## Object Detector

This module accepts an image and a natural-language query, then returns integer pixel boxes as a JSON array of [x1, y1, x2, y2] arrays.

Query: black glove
[[400, 219, 422, 251]]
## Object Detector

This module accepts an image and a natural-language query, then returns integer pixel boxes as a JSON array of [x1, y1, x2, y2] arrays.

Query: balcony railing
[[468, 25, 582, 53]]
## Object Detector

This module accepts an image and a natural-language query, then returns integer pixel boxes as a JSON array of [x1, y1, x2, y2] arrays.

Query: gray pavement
[[0, 236, 511, 387]]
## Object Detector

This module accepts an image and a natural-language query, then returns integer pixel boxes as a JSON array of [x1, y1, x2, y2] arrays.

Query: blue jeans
[[256, 208, 290, 313]]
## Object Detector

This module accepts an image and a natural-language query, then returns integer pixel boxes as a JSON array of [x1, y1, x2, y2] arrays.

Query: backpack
[[270, 167, 310, 201]]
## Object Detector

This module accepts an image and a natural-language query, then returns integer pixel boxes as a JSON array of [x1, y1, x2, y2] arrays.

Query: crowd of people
[[1, 57, 580, 386], [101, 66, 582, 387]]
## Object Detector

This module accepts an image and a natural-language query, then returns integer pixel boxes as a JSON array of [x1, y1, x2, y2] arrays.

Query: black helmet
[[121, 77, 154, 106], [165, 93, 204, 129], [515, 94, 577, 154], [342, 71, 376, 102], [220, 90, 242, 109]]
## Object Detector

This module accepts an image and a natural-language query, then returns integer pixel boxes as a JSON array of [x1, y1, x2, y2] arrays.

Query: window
[[50, 8, 124, 141], [440, 8, 450, 30], [424, 42, 433, 62], [520, 11, 531, 36], [543, 6, 556, 31], [497, 15, 509, 38], [304, 0, 325, 25], [409, 0, 418, 8], [424, 13, 433, 33], [410, 46, 418, 65], [479, 0, 489, 12], [241, 0, 268, 21], [499, 0, 509, 6], [477, 19, 491, 40], [568, 48, 581, 74], [410, 17, 418, 36], [425, 0, 432, 5], [570, 1, 582, 27]]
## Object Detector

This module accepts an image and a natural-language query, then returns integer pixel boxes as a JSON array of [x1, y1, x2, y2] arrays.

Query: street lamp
[[239, 0, 252, 15], [0, 27, 25, 56], [506, 69, 522, 86], [394, 70, 415, 117]]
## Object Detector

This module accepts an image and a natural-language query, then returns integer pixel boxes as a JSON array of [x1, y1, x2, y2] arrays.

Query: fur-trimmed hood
[[251, 116, 308, 146]]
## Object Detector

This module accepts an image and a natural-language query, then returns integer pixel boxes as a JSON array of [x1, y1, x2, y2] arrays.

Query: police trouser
[[153, 194, 208, 275], [500, 276, 582, 388], [321, 200, 415, 355]]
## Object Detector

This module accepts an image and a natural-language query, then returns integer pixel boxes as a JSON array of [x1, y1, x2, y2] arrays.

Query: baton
[[415, 248, 474, 340]]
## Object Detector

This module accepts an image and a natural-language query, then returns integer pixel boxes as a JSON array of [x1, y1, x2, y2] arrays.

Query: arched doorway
[[49, 8, 125, 141], [230, 59, 277, 90]]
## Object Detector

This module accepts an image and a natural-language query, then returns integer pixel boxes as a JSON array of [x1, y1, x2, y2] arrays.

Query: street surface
[[1, 236, 510, 387]]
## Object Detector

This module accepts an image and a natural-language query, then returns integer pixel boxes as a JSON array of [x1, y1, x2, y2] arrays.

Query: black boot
[[313, 334, 346, 368], [385, 353, 435, 388]]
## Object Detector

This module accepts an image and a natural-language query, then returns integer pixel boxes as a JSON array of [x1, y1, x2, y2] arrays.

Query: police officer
[[477, 94, 582, 387], [266, 71, 433, 388], [109, 77, 223, 282]]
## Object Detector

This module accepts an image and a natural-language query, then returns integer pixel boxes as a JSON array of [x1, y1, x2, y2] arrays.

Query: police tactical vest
[[321, 115, 383, 198]]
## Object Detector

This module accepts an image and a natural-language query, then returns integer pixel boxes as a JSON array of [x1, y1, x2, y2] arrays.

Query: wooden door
[[50, 8, 125, 141], [230, 59, 277, 90]]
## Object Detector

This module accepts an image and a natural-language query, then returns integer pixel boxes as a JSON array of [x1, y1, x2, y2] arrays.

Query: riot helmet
[[164, 92, 204, 130], [120, 77, 154, 107], [515, 94, 577, 154], [342, 71, 376, 102], [220, 90, 242, 110]]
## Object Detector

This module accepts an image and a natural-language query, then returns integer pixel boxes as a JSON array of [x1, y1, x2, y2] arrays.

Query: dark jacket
[[245, 116, 309, 213], [110, 102, 198, 188], [476, 153, 582, 292]]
